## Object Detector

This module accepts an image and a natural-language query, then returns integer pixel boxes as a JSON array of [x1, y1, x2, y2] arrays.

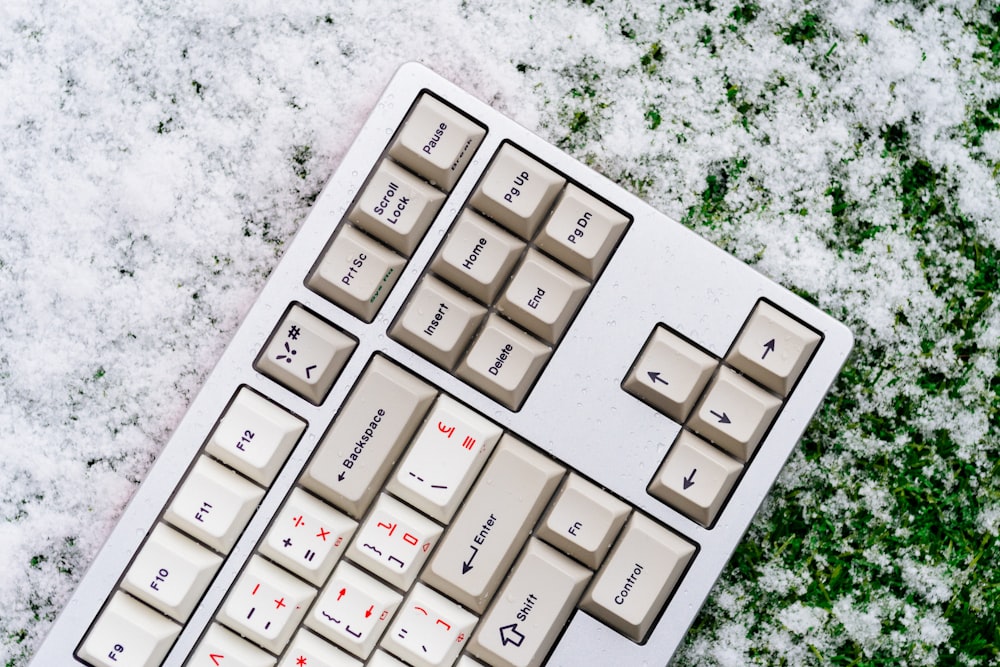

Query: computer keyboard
[[29, 62, 853, 667]]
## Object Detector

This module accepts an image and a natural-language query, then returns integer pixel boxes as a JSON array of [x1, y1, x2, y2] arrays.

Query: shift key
[[300, 355, 437, 519], [422, 435, 564, 613]]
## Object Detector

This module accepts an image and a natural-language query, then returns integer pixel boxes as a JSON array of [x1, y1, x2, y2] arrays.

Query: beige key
[[389, 275, 487, 369], [535, 474, 630, 569], [308, 224, 406, 323], [349, 160, 446, 256], [469, 144, 566, 239], [388, 94, 486, 191], [205, 387, 306, 486], [422, 434, 564, 613], [687, 366, 782, 460], [300, 356, 436, 518], [258, 488, 357, 586], [163, 455, 264, 553], [385, 394, 503, 523], [347, 494, 442, 589], [121, 522, 222, 622], [467, 539, 591, 667], [580, 514, 695, 642], [622, 326, 718, 423], [367, 651, 408, 667], [726, 300, 822, 396], [186, 623, 276, 667], [647, 430, 743, 526], [78, 592, 181, 667], [256, 305, 357, 404], [534, 184, 629, 279], [496, 249, 589, 344], [381, 583, 478, 667], [217, 556, 316, 654], [456, 314, 552, 410], [430, 210, 525, 304], [279, 629, 361, 667], [305, 561, 402, 660]]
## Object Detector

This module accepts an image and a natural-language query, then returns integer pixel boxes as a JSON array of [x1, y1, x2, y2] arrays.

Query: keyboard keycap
[[163, 455, 264, 553], [305, 561, 402, 659], [381, 583, 477, 667], [389, 275, 487, 369], [535, 474, 630, 570], [622, 326, 718, 423], [726, 300, 822, 396], [388, 94, 485, 191], [347, 494, 442, 589], [456, 314, 551, 410], [279, 629, 361, 667], [580, 513, 695, 642], [687, 366, 782, 460], [255, 305, 356, 405], [216, 556, 316, 654], [495, 248, 589, 345], [430, 210, 525, 304], [349, 159, 446, 256], [467, 539, 591, 667], [300, 356, 436, 519], [186, 623, 276, 667], [120, 523, 222, 622], [469, 144, 566, 240], [647, 430, 743, 526], [258, 488, 357, 586], [422, 434, 564, 613], [205, 387, 307, 486], [534, 184, 629, 280], [385, 394, 503, 523], [308, 224, 406, 323], [78, 592, 180, 667]]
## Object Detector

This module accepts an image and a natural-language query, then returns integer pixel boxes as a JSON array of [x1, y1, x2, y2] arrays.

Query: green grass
[[544, 1, 1000, 664]]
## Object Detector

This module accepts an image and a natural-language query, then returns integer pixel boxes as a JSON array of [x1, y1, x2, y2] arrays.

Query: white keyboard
[[30, 62, 853, 667]]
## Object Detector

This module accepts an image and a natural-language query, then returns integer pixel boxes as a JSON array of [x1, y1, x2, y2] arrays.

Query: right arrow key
[[687, 367, 783, 461], [648, 431, 744, 526]]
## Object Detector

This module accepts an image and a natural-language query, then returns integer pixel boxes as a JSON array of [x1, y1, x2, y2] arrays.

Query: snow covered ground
[[2, 1, 997, 665]]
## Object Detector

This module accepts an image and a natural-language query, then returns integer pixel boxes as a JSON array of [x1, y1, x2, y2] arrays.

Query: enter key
[[421, 434, 565, 613]]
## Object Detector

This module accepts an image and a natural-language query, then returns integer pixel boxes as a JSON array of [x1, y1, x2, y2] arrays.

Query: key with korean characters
[[422, 434, 564, 613], [216, 556, 316, 654], [278, 629, 361, 667], [386, 394, 503, 523], [255, 304, 356, 405], [467, 539, 591, 667], [381, 583, 477, 667], [186, 623, 275, 667], [347, 494, 442, 589], [305, 561, 402, 660], [258, 488, 357, 586]]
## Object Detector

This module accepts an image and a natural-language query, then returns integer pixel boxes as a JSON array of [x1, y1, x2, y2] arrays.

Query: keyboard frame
[[30, 61, 853, 666]]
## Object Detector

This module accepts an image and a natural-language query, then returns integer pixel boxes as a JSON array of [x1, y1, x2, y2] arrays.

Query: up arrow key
[[646, 371, 669, 385]]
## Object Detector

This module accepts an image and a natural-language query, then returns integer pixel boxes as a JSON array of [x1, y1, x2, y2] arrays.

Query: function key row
[[391, 143, 631, 410], [623, 300, 822, 527]]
